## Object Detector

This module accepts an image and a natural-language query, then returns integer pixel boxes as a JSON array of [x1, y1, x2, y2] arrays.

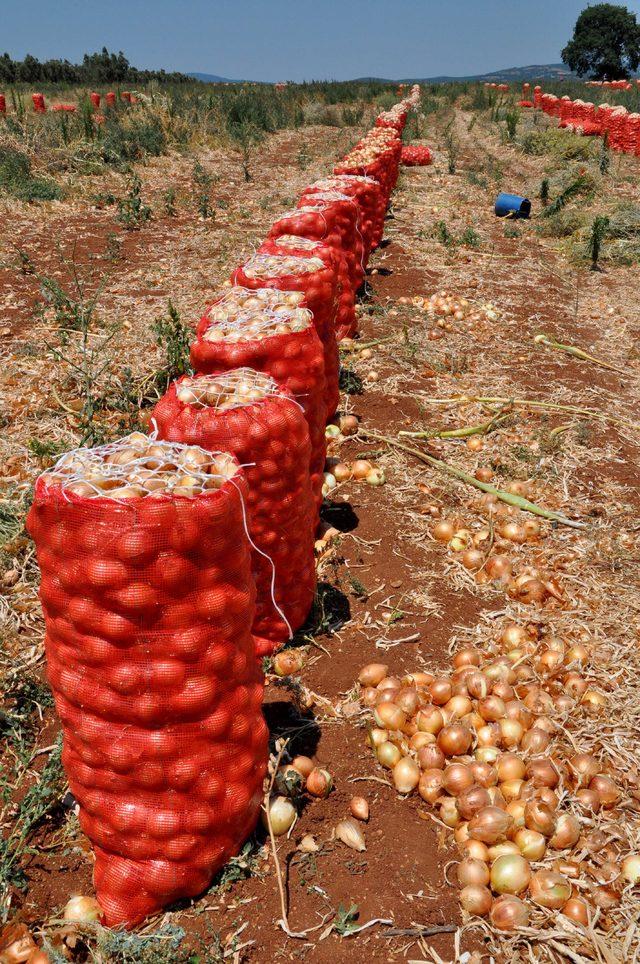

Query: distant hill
[[355, 64, 575, 84], [189, 71, 240, 83]]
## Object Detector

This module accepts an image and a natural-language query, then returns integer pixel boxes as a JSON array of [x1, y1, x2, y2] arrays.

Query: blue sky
[[4, 0, 640, 82]]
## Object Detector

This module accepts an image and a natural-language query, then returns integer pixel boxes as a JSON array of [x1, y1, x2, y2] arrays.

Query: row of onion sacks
[[26, 435, 269, 927], [151, 369, 316, 658]]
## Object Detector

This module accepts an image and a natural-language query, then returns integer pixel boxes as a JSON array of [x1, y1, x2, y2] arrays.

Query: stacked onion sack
[[375, 104, 408, 134], [267, 202, 360, 341], [300, 174, 383, 257], [231, 250, 339, 418], [401, 145, 433, 167], [190, 287, 326, 516], [151, 370, 316, 658], [335, 128, 402, 209], [26, 435, 268, 927], [355, 622, 639, 934]]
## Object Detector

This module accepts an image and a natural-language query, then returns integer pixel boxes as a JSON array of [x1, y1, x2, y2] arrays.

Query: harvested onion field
[[2, 82, 640, 963]]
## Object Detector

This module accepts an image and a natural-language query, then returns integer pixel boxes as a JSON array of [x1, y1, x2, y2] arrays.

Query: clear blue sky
[[4, 0, 640, 82]]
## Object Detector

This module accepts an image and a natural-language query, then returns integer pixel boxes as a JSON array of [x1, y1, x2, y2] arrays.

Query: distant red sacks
[[232, 249, 339, 419], [26, 464, 267, 928], [401, 145, 433, 167], [151, 378, 316, 657], [190, 302, 327, 518]]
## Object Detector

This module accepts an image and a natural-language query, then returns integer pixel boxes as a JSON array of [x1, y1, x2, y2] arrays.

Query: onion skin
[[418, 768, 444, 805], [549, 813, 581, 850]]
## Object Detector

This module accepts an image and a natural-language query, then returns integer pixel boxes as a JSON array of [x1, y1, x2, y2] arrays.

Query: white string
[[227, 474, 293, 641]]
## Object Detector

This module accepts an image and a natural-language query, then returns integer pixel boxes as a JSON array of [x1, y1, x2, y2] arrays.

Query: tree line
[[0, 48, 192, 86]]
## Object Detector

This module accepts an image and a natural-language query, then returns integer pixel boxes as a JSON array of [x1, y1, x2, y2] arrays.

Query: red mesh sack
[[296, 192, 364, 292], [26, 436, 268, 928], [401, 145, 433, 166], [90, 92, 101, 109], [190, 288, 327, 513], [106, 92, 116, 108], [267, 206, 358, 340], [150, 371, 316, 656], [375, 106, 408, 134], [231, 251, 339, 417], [0, 95, 6, 115], [300, 175, 383, 260], [31, 93, 46, 113]]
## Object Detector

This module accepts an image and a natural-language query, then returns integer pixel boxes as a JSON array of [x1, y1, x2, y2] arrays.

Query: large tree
[[562, 3, 640, 79]]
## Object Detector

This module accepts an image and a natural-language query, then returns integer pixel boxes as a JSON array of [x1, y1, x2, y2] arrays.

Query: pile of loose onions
[[430, 507, 564, 607], [324, 457, 385, 493], [264, 757, 335, 836], [202, 288, 311, 342], [354, 624, 635, 932], [42, 434, 237, 500], [398, 291, 500, 330]]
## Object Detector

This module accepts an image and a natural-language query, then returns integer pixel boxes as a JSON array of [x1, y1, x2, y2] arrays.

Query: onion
[[438, 724, 473, 757], [418, 744, 445, 770], [592, 885, 620, 909], [475, 746, 500, 765], [468, 807, 513, 844], [416, 707, 444, 734], [457, 785, 492, 820], [524, 800, 556, 837], [393, 757, 420, 794], [514, 828, 547, 861], [575, 788, 601, 813], [521, 728, 551, 753], [462, 839, 490, 861], [470, 761, 498, 788], [486, 555, 513, 583], [500, 522, 527, 544], [445, 695, 473, 719], [411, 732, 435, 751], [581, 689, 606, 711], [461, 549, 484, 571], [264, 796, 296, 836], [500, 779, 524, 802], [459, 884, 492, 916], [549, 813, 581, 850], [454, 648, 481, 669], [454, 822, 470, 844], [442, 763, 474, 796], [622, 854, 640, 884], [433, 520, 455, 542], [273, 650, 306, 676], [490, 854, 531, 895], [500, 624, 528, 648], [493, 681, 515, 701], [526, 757, 560, 789], [590, 774, 620, 808], [458, 857, 490, 887], [497, 754, 525, 783], [306, 768, 333, 798], [359, 662, 389, 686], [568, 752, 599, 785], [562, 897, 589, 926], [350, 796, 369, 821], [374, 702, 407, 731], [377, 741, 402, 769], [418, 768, 444, 804], [529, 870, 571, 909], [478, 696, 506, 722], [506, 800, 526, 829], [440, 796, 460, 828], [396, 687, 419, 716], [466, 671, 490, 700], [488, 842, 520, 861], [368, 727, 388, 748], [351, 459, 372, 480], [499, 719, 524, 748], [63, 895, 102, 922], [476, 723, 500, 747], [490, 894, 530, 930], [430, 677, 453, 705]]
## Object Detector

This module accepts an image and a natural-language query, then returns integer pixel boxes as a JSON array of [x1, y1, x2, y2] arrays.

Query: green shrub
[[0, 145, 61, 201]]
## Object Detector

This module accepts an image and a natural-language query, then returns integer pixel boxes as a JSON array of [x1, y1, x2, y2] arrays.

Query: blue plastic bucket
[[495, 193, 531, 219]]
